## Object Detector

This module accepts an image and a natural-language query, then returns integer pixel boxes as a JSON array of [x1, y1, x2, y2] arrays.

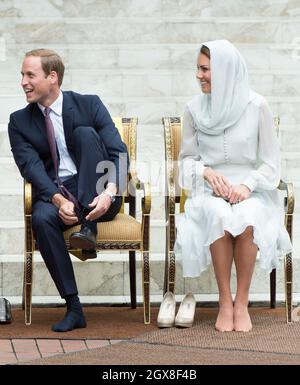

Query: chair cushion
[[63, 213, 141, 242]]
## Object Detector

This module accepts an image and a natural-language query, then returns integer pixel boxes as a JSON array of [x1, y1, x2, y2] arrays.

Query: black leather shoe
[[81, 249, 97, 260], [69, 225, 97, 250]]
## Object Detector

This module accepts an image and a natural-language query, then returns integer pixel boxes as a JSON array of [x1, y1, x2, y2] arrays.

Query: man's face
[[21, 56, 53, 105]]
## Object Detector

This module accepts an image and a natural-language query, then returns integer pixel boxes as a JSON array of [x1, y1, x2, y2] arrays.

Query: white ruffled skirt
[[174, 189, 292, 278]]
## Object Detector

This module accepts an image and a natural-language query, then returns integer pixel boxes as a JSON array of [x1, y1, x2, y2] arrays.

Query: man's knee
[[32, 204, 59, 230], [73, 126, 99, 142]]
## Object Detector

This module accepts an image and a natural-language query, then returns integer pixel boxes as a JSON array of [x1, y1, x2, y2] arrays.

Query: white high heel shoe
[[175, 293, 196, 328], [157, 292, 176, 328]]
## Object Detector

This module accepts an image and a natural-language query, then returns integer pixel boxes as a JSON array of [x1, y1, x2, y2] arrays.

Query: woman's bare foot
[[233, 304, 252, 332], [215, 303, 234, 332]]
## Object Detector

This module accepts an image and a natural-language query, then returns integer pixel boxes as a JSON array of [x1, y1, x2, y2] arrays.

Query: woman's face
[[196, 53, 211, 94]]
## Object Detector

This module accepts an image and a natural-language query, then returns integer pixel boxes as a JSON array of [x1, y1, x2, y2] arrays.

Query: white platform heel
[[157, 292, 176, 328], [175, 293, 196, 328]]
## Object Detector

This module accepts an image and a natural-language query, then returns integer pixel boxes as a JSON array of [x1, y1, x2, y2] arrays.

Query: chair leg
[[164, 230, 169, 294], [129, 250, 136, 309], [168, 251, 176, 293], [142, 251, 150, 324], [270, 269, 276, 309], [285, 252, 293, 323], [24, 252, 33, 325]]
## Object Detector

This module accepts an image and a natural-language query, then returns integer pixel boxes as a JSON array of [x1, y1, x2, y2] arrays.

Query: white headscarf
[[188, 40, 254, 135]]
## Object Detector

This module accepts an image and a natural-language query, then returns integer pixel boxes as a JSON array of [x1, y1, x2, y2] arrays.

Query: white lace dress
[[175, 93, 293, 277]]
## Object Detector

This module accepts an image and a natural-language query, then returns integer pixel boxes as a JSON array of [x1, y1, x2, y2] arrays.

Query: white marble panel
[[0, 159, 23, 190], [172, 70, 201, 96], [75, 261, 124, 296], [68, 47, 118, 70], [63, 0, 162, 18], [281, 129, 300, 151], [0, 0, 63, 18], [285, 158, 300, 181], [150, 223, 165, 253], [119, 47, 172, 70], [248, 73, 274, 96], [123, 73, 172, 97], [70, 71, 123, 97], [124, 100, 177, 124], [164, 21, 282, 44], [0, 128, 12, 157], [32, 261, 59, 296], [272, 74, 300, 96], [14, 21, 163, 45], [282, 23, 300, 44], [184, 264, 215, 294], [123, 259, 165, 295], [165, 0, 300, 17], [0, 193, 23, 221], [2, 262, 23, 296], [0, 224, 24, 254], [269, 100, 300, 124], [101, 101, 125, 119], [0, 95, 27, 123]]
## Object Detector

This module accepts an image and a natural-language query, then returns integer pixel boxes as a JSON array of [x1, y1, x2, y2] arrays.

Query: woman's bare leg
[[210, 231, 234, 331], [233, 226, 258, 332]]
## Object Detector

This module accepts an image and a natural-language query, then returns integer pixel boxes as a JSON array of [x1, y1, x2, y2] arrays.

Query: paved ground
[[0, 339, 124, 365]]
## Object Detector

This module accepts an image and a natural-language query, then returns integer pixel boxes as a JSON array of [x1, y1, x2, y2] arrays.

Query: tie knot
[[44, 107, 51, 117]]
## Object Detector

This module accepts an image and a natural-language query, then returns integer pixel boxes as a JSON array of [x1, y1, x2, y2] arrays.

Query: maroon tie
[[44, 107, 79, 209]]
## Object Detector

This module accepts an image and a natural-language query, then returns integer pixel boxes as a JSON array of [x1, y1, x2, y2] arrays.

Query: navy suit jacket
[[8, 91, 128, 202]]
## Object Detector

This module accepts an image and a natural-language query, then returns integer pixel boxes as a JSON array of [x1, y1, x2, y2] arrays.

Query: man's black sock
[[51, 295, 86, 332]]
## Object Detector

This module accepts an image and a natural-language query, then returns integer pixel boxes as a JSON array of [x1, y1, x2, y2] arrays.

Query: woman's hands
[[203, 168, 251, 204], [228, 184, 251, 204], [203, 167, 231, 197]]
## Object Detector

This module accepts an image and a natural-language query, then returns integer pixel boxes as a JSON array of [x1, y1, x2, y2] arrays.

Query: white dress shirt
[[38, 91, 77, 181]]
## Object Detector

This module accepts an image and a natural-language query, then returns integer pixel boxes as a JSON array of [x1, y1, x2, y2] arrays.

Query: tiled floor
[[0, 339, 124, 365]]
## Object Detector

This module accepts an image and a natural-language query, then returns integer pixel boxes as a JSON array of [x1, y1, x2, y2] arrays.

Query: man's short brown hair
[[25, 48, 65, 86]]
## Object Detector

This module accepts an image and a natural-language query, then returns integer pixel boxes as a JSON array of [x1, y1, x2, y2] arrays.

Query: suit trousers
[[32, 126, 122, 298]]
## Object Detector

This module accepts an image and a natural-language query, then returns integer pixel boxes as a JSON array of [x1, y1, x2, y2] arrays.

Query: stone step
[[0, 190, 24, 221], [2, 43, 300, 73], [2, 95, 300, 125], [2, 69, 300, 99], [0, 252, 299, 299], [1, 0, 299, 18], [1, 17, 300, 48]]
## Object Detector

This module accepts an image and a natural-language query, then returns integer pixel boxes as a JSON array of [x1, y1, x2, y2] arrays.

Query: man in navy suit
[[8, 49, 128, 332]]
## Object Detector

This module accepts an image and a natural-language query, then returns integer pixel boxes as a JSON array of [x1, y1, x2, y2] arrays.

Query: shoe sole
[[175, 322, 193, 328], [69, 236, 96, 250], [157, 321, 174, 328]]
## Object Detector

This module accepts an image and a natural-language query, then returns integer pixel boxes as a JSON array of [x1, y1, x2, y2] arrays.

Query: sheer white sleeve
[[178, 107, 206, 192], [242, 98, 281, 192]]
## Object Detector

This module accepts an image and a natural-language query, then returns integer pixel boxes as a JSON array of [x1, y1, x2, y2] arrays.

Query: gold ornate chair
[[163, 116, 294, 323], [23, 117, 151, 325]]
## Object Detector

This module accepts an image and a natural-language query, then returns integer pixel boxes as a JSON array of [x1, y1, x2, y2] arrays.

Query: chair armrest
[[24, 180, 32, 215], [140, 181, 151, 215], [278, 180, 295, 215], [166, 162, 176, 216], [128, 160, 151, 214]]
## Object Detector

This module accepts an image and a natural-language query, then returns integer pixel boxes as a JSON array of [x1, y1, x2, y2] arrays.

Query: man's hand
[[86, 194, 112, 221], [203, 167, 232, 198], [52, 193, 78, 225], [228, 184, 251, 204]]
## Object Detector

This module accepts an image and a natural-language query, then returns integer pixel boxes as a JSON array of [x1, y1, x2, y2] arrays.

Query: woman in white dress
[[175, 40, 292, 332]]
